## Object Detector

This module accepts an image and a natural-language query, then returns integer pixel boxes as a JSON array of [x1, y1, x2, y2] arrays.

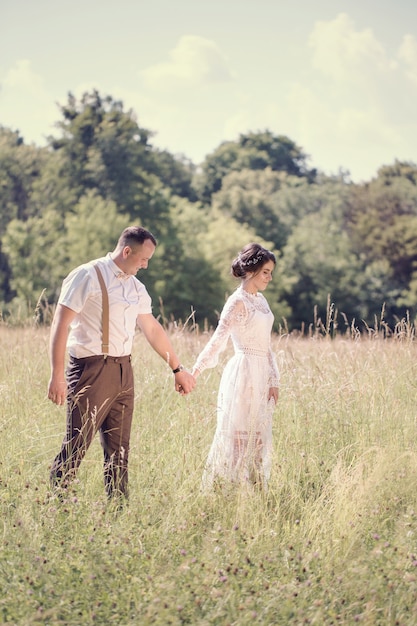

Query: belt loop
[[104, 355, 108, 361]]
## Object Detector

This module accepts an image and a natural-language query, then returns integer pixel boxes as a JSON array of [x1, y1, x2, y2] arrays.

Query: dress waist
[[236, 347, 268, 357]]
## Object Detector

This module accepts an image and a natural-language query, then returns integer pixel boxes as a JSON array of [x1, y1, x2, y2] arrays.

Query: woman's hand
[[268, 386, 279, 403]]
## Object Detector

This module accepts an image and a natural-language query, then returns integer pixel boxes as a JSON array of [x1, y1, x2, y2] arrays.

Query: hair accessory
[[243, 253, 264, 267]]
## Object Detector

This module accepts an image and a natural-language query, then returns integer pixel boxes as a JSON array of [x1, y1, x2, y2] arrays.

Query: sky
[[1, 0, 417, 183]]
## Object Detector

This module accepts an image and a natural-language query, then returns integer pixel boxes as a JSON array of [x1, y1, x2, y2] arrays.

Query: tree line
[[1, 89, 417, 332]]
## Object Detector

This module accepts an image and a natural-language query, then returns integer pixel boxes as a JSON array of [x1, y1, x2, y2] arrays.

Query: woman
[[192, 243, 280, 490]]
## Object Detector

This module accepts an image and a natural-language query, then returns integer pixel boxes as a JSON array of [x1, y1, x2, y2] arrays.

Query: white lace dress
[[193, 286, 280, 489]]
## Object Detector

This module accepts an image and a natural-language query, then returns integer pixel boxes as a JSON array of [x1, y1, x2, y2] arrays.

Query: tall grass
[[1, 322, 417, 624]]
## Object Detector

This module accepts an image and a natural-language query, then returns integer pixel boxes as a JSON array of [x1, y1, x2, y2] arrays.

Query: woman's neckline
[[241, 286, 259, 297]]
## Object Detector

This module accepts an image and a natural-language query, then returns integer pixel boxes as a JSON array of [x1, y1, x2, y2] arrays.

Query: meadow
[[1, 320, 417, 625]]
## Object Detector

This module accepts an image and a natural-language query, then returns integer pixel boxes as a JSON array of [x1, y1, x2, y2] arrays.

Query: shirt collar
[[105, 253, 131, 281]]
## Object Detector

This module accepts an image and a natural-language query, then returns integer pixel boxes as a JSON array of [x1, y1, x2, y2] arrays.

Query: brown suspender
[[94, 265, 109, 355]]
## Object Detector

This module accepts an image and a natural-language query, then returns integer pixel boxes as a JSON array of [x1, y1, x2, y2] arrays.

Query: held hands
[[48, 372, 196, 400], [174, 369, 196, 395], [48, 377, 67, 406]]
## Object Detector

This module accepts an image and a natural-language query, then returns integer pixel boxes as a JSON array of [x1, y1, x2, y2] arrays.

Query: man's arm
[[48, 304, 77, 406], [137, 313, 196, 394]]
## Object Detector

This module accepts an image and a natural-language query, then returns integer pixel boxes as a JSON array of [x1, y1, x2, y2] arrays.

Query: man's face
[[123, 239, 156, 275]]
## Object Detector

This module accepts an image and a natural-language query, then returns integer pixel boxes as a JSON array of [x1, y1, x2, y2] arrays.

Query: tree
[[345, 164, 417, 323], [278, 177, 370, 329], [2, 192, 128, 315], [376, 160, 417, 186], [193, 130, 315, 203], [2, 210, 64, 313], [164, 197, 291, 327], [282, 209, 365, 330], [212, 169, 315, 251], [64, 191, 128, 274], [152, 150, 197, 201], [0, 128, 47, 303], [48, 90, 172, 232]]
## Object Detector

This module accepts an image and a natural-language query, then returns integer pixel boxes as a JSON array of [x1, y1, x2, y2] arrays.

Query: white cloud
[[282, 13, 416, 179], [398, 34, 417, 84], [0, 59, 58, 143], [222, 109, 255, 142], [3, 59, 44, 90], [308, 13, 391, 83], [286, 77, 410, 180], [141, 35, 233, 91], [1, 14, 415, 181], [222, 101, 284, 144]]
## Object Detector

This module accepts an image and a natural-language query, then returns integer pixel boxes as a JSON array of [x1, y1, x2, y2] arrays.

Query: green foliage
[[212, 168, 312, 251], [44, 90, 182, 245], [282, 211, 365, 329], [0, 91, 183, 317], [1, 88, 417, 332], [152, 198, 227, 326], [237, 130, 313, 176], [0, 127, 47, 302], [346, 162, 417, 323], [152, 149, 197, 200], [0, 127, 46, 229], [279, 178, 363, 327], [165, 197, 291, 327], [2, 210, 64, 307], [377, 159, 417, 186], [2, 193, 128, 310], [51, 91, 165, 223], [194, 130, 315, 203], [64, 191, 128, 269]]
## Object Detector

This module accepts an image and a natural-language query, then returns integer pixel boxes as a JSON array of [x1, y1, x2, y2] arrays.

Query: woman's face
[[245, 260, 275, 293]]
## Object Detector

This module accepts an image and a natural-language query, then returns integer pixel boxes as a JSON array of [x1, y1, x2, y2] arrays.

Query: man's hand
[[175, 370, 196, 395], [48, 378, 67, 406]]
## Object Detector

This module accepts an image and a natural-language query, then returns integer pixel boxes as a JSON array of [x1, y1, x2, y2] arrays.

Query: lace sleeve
[[268, 347, 280, 387], [193, 296, 247, 374]]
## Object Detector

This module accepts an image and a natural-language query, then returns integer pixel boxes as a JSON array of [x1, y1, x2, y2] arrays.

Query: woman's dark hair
[[231, 243, 276, 278], [117, 226, 157, 249]]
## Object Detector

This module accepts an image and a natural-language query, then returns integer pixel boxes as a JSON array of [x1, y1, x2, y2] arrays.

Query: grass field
[[1, 322, 417, 625]]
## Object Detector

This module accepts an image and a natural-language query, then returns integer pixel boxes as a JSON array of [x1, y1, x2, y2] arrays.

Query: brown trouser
[[50, 354, 134, 498]]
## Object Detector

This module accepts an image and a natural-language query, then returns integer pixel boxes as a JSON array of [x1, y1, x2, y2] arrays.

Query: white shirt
[[59, 254, 152, 358]]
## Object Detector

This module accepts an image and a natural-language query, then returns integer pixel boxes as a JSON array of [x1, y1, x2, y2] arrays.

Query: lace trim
[[236, 348, 268, 357], [239, 288, 271, 314]]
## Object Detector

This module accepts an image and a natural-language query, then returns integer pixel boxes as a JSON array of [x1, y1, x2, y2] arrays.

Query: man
[[48, 226, 195, 500]]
